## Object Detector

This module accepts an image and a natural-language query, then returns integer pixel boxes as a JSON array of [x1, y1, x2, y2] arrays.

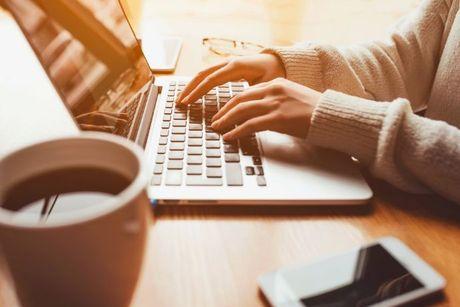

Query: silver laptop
[[5, 0, 372, 205]]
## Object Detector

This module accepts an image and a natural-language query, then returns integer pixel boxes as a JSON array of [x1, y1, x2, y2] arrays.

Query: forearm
[[308, 90, 460, 204], [264, 0, 453, 107]]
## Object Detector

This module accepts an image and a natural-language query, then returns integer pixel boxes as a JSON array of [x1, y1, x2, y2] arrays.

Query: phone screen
[[273, 244, 425, 306]]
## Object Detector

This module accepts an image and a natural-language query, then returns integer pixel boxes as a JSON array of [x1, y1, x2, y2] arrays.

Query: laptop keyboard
[[151, 81, 266, 187]]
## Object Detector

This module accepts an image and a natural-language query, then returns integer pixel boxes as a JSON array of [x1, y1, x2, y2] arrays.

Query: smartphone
[[141, 36, 182, 73], [258, 237, 445, 307]]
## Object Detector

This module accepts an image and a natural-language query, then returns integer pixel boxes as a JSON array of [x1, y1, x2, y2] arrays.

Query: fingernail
[[211, 121, 219, 129], [223, 133, 232, 141]]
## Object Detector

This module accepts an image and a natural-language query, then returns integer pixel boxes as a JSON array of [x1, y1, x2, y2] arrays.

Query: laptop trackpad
[[258, 131, 364, 184]]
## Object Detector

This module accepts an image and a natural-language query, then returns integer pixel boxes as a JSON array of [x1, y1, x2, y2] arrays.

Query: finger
[[211, 100, 271, 131], [176, 61, 228, 103], [79, 124, 115, 133], [180, 64, 244, 105], [212, 86, 269, 122], [223, 114, 277, 141]]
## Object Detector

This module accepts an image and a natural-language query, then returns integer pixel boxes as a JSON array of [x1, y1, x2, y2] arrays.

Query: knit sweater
[[265, 0, 460, 204]]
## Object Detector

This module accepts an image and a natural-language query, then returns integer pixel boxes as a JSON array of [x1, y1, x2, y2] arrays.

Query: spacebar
[[186, 175, 223, 186], [225, 163, 243, 186]]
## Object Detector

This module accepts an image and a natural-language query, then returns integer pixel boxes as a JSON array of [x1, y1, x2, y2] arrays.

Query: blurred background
[[134, 0, 421, 70], [1, 0, 421, 73]]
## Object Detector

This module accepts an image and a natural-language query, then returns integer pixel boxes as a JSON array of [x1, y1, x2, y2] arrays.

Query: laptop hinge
[[135, 81, 158, 148]]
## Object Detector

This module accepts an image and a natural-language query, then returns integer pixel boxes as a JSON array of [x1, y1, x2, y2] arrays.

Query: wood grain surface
[[2, 1, 459, 306]]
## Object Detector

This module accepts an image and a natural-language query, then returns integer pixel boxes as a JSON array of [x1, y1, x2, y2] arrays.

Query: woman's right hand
[[177, 53, 285, 105]]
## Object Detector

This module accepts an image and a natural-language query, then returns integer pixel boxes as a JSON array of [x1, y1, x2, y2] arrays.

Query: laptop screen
[[3, 0, 152, 133]]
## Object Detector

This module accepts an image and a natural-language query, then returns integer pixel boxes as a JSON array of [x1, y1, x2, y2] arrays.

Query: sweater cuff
[[262, 46, 324, 91], [307, 90, 390, 165]]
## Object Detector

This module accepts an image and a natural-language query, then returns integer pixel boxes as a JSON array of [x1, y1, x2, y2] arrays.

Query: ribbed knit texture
[[308, 90, 387, 165], [266, 0, 460, 203], [263, 46, 323, 91]]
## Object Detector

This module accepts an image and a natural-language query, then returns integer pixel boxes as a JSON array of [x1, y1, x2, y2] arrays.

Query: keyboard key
[[225, 163, 243, 186], [224, 144, 238, 153], [160, 129, 169, 137], [225, 153, 240, 163], [205, 100, 217, 106], [171, 134, 185, 142], [156, 154, 165, 164], [172, 127, 186, 134], [206, 149, 221, 157], [165, 102, 173, 108], [163, 115, 171, 121], [206, 141, 220, 149], [188, 147, 203, 155], [157, 146, 166, 154], [151, 175, 162, 186], [188, 138, 203, 146], [164, 109, 172, 115], [154, 164, 163, 174], [206, 167, 222, 178], [167, 160, 183, 170], [172, 120, 186, 127], [206, 132, 220, 140], [187, 165, 202, 175], [189, 124, 203, 131], [205, 106, 218, 113], [187, 155, 202, 165], [255, 166, 264, 176], [190, 103, 203, 109], [165, 170, 182, 186], [205, 94, 217, 100], [169, 151, 184, 160], [186, 176, 223, 186], [206, 158, 222, 167], [159, 137, 168, 145], [173, 113, 187, 120], [252, 156, 262, 165], [190, 118, 203, 124], [231, 82, 245, 88], [245, 166, 255, 175], [189, 131, 203, 138], [256, 176, 267, 186], [219, 93, 231, 98], [170, 143, 185, 151], [161, 122, 170, 129]]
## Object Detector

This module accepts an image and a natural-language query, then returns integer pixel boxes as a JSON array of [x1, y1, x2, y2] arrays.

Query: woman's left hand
[[211, 78, 322, 141]]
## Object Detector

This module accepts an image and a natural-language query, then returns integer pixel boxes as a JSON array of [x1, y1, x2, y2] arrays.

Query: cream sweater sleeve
[[264, 0, 460, 204]]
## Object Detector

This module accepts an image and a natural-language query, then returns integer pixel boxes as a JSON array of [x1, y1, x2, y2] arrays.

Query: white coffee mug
[[0, 133, 151, 307]]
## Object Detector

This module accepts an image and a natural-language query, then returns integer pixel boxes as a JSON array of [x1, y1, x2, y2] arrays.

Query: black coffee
[[1, 167, 132, 217]]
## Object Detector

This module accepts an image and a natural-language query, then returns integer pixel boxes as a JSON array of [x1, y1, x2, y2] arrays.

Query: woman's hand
[[76, 111, 128, 133], [211, 78, 322, 141], [177, 53, 285, 105]]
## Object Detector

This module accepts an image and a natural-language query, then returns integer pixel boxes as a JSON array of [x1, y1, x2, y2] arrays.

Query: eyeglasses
[[202, 37, 265, 57]]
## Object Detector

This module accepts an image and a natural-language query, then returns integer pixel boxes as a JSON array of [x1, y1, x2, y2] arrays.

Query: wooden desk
[[2, 1, 460, 306]]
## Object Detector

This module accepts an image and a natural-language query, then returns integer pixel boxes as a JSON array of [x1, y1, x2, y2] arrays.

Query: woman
[[177, 0, 460, 204]]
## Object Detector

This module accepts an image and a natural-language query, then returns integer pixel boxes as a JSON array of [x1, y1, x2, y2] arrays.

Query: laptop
[[5, 0, 372, 205]]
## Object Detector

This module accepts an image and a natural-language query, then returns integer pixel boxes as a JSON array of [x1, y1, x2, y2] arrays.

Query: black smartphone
[[258, 237, 445, 307]]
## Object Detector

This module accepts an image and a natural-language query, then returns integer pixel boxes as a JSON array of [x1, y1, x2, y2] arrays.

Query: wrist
[[260, 52, 286, 79]]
